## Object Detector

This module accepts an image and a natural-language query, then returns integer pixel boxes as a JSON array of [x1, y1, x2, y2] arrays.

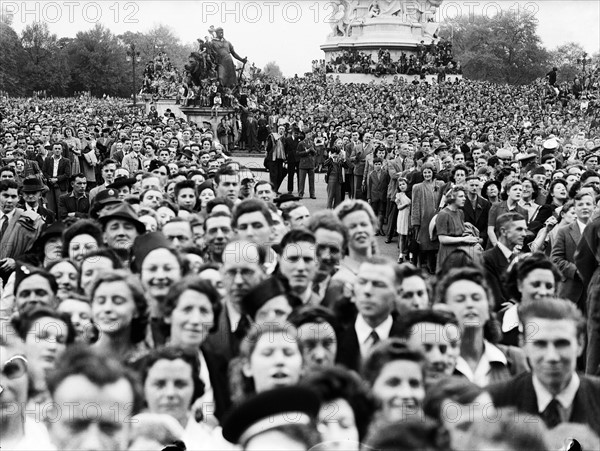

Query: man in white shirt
[[488, 298, 600, 435], [336, 257, 404, 371]]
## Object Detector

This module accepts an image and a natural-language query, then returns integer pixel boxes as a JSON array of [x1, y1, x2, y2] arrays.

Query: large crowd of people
[[0, 63, 600, 451], [325, 39, 461, 76]]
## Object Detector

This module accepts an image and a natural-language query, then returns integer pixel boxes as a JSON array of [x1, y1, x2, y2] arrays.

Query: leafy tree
[[263, 61, 283, 79], [67, 24, 129, 97], [20, 22, 70, 95], [550, 42, 591, 83], [440, 9, 549, 84], [0, 22, 26, 95]]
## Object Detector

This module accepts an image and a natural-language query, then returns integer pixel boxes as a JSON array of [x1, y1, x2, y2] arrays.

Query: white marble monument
[[321, 0, 444, 60]]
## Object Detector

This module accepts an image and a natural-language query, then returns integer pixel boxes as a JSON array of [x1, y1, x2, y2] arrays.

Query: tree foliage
[[263, 61, 283, 79], [0, 21, 191, 97], [440, 9, 549, 84], [20, 22, 71, 95], [549, 42, 590, 84], [0, 22, 25, 95]]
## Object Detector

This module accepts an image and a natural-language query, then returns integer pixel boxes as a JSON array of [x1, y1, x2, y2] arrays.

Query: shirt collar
[[532, 372, 580, 412], [576, 220, 587, 234], [2, 208, 16, 219], [455, 341, 508, 385], [497, 241, 513, 260], [355, 314, 393, 345]]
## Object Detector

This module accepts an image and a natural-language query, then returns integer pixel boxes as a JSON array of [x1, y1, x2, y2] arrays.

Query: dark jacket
[[58, 192, 91, 220], [483, 245, 511, 310], [201, 346, 232, 422], [488, 372, 600, 436], [551, 222, 585, 310], [336, 318, 405, 372], [296, 139, 316, 170], [42, 156, 71, 191], [462, 195, 491, 247], [16, 201, 56, 225]]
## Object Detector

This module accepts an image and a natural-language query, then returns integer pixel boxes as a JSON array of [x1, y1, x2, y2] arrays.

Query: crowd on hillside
[[0, 69, 600, 451], [325, 39, 461, 76]]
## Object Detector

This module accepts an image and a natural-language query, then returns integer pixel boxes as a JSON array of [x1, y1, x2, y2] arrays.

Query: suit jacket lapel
[[569, 222, 581, 245], [521, 375, 540, 414], [4, 210, 20, 240]]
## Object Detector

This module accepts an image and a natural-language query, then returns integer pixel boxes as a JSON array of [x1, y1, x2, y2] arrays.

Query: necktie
[[369, 330, 380, 347], [0, 215, 8, 241], [541, 398, 562, 429], [234, 316, 250, 341]]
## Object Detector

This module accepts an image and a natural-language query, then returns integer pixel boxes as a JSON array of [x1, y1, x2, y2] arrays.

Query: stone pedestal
[[321, 0, 443, 61], [178, 106, 236, 134]]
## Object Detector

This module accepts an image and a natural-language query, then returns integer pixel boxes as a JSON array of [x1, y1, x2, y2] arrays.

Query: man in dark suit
[[336, 257, 404, 372], [551, 192, 593, 313], [42, 142, 71, 215], [58, 173, 90, 220], [203, 240, 266, 362], [488, 298, 600, 435], [284, 128, 300, 194], [462, 176, 491, 248], [483, 212, 527, 310], [265, 125, 287, 194], [18, 176, 55, 225]]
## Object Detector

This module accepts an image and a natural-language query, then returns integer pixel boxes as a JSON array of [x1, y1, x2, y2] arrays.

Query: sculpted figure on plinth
[[207, 27, 247, 88]]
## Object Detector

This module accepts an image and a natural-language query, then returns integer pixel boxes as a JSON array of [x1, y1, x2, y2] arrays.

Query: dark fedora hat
[[21, 176, 47, 193], [98, 203, 146, 234]]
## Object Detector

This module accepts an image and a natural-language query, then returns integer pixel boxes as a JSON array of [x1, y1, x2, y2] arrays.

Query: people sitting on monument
[[325, 40, 460, 76]]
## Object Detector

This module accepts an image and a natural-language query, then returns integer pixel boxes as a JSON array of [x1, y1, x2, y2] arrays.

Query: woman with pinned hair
[[90, 269, 149, 364], [435, 267, 528, 386], [162, 277, 231, 426], [302, 366, 376, 451], [502, 252, 562, 345], [229, 324, 304, 406], [137, 346, 229, 450], [240, 276, 302, 327], [130, 232, 188, 347], [435, 186, 481, 270], [332, 199, 378, 288], [362, 339, 427, 423]]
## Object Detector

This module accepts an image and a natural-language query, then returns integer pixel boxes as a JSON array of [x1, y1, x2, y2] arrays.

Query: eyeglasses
[[1, 355, 28, 380]]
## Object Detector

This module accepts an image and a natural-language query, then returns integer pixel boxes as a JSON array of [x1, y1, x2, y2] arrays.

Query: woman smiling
[[163, 277, 231, 425]]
